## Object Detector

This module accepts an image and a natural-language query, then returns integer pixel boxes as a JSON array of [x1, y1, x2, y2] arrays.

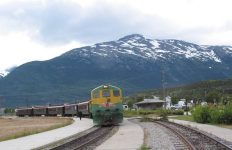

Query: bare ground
[[0, 117, 73, 141]]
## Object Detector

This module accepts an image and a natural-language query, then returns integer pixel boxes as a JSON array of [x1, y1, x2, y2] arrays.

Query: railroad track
[[155, 121, 232, 150], [34, 126, 118, 150]]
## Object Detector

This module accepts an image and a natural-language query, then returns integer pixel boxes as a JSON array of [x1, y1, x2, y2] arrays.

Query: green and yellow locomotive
[[89, 85, 123, 125]]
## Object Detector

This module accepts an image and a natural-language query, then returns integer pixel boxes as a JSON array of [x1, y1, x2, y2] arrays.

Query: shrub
[[138, 109, 159, 115], [123, 109, 184, 118], [210, 108, 223, 124], [172, 109, 184, 115], [192, 106, 211, 123], [221, 104, 232, 124], [123, 110, 139, 117], [159, 109, 168, 121], [191, 104, 232, 124], [140, 116, 153, 122]]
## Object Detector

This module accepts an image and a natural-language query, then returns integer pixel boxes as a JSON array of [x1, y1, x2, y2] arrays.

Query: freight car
[[89, 85, 123, 125]]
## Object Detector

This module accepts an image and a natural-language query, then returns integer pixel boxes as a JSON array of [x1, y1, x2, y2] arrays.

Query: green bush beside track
[[123, 109, 184, 117], [192, 104, 232, 124]]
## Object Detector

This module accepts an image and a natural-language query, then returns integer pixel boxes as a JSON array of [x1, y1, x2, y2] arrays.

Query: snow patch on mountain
[[128, 41, 146, 47], [0, 70, 9, 78], [150, 40, 160, 49], [120, 42, 134, 48], [223, 46, 232, 54], [207, 50, 221, 62], [155, 49, 169, 53], [124, 49, 135, 55]]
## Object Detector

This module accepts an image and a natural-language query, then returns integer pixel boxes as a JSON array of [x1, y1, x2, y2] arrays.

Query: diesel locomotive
[[89, 85, 123, 125]]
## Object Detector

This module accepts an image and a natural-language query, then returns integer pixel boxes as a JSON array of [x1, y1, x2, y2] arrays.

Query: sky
[[0, 0, 232, 71]]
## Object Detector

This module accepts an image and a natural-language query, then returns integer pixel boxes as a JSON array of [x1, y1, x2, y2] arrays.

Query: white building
[[178, 99, 186, 107], [165, 96, 171, 109]]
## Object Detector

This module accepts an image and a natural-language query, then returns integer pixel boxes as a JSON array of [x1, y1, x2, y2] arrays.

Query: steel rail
[[166, 121, 232, 150], [155, 121, 196, 150], [74, 126, 114, 149], [49, 126, 114, 150], [33, 127, 98, 150]]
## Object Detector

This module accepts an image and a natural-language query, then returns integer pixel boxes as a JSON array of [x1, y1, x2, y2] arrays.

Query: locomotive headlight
[[103, 85, 108, 89]]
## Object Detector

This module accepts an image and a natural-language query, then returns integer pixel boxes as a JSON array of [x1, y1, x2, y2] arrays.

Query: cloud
[[1, 0, 232, 46], [0, 0, 232, 70], [0, 1, 83, 45], [0, 31, 82, 70]]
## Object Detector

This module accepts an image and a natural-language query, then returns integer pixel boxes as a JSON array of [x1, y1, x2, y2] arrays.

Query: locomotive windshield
[[92, 91, 100, 98], [113, 90, 120, 97], [102, 90, 110, 97]]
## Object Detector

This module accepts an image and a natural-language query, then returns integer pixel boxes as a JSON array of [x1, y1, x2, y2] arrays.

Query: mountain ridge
[[1, 34, 232, 107]]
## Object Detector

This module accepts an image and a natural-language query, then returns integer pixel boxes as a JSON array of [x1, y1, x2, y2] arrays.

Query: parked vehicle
[[123, 104, 129, 110]]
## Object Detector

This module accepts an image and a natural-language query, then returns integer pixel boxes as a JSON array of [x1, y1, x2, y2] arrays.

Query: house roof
[[135, 99, 165, 105]]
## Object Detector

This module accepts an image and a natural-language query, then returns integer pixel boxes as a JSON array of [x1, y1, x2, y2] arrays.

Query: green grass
[[140, 145, 150, 150], [170, 115, 194, 122], [123, 109, 184, 118], [123, 110, 140, 117]]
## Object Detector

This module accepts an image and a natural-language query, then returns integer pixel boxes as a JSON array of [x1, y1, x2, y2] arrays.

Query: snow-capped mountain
[[1, 34, 232, 107], [63, 34, 231, 63]]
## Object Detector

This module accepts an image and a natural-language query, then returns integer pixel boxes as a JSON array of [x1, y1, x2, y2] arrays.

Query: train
[[89, 85, 123, 125], [16, 85, 124, 125]]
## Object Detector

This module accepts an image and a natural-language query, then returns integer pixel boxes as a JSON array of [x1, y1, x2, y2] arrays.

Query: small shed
[[135, 96, 165, 110]]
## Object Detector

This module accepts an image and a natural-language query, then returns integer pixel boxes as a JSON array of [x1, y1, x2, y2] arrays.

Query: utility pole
[[185, 99, 188, 115], [162, 69, 166, 109]]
